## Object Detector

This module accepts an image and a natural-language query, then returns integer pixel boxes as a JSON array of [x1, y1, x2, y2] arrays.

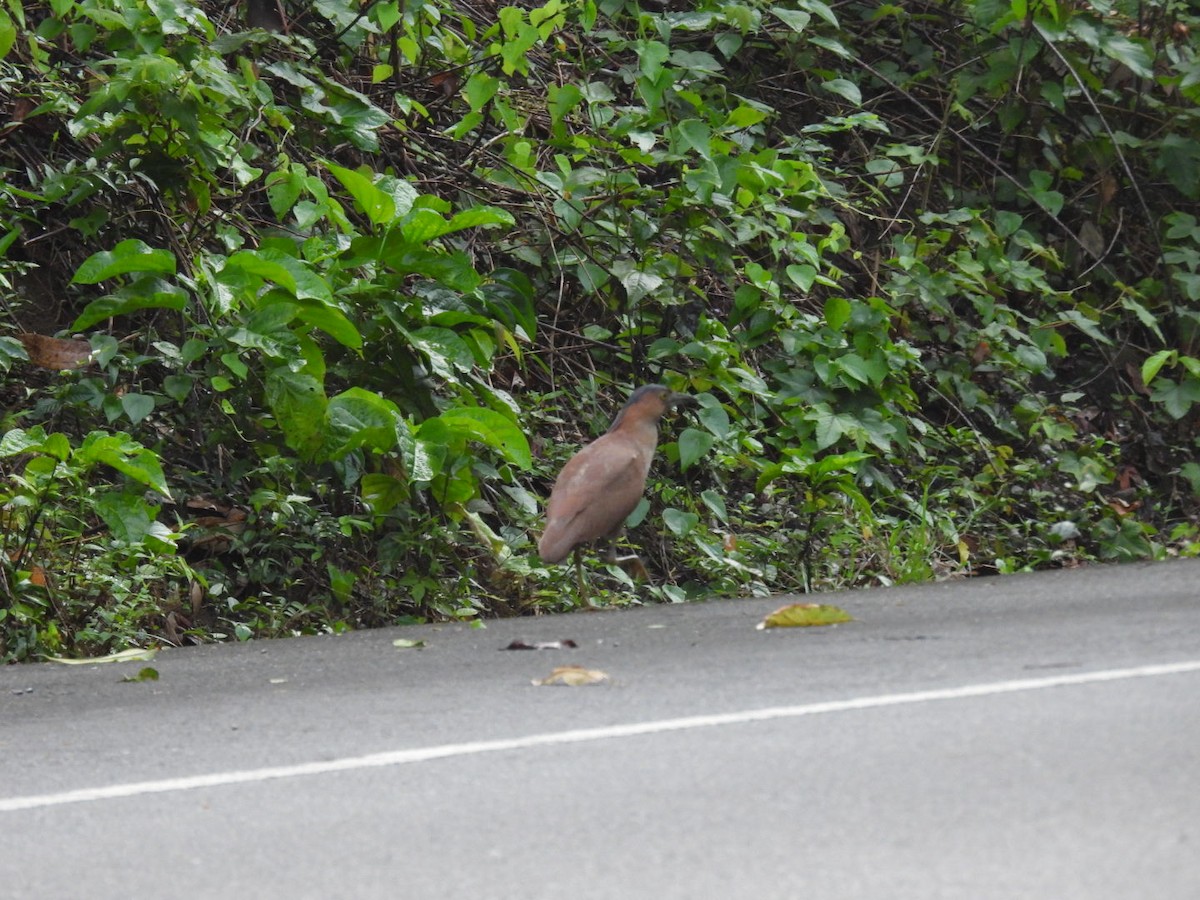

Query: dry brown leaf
[[533, 665, 609, 686], [17, 333, 92, 370]]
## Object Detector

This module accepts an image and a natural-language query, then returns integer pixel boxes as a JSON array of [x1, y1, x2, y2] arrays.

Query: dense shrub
[[1, 0, 1197, 660]]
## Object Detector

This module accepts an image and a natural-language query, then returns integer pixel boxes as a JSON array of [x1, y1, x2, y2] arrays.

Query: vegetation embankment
[[1, 0, 1198, 661]]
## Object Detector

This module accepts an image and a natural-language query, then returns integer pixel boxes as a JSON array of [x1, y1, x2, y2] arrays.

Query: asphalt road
[[2, 559, 1199, 899]]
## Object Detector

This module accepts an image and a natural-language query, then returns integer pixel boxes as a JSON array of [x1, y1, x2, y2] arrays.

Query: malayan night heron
[[538, 384, 694, 594]]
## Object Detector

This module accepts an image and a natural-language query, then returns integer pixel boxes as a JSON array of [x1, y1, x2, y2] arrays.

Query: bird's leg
[[573, 545, 589, 604], [602, 541, 652, 583]]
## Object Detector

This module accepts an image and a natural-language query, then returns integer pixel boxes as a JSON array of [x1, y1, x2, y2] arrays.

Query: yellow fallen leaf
[[757, 603, 852, 630], [533, 665, 610, 686]]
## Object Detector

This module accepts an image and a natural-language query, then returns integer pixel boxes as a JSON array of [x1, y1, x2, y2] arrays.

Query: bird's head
[[608, 384, 697, 431]]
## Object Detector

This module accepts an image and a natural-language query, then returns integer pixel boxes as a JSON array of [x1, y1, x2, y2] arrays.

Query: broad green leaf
[[619, 270, 663, 305], [726, 105, 769, 129], [1156, 134, 1200, 200], [122, 667, 160, 682], [76, 432, 169, 496], [410, 326, 476, 377], [663, 507, 699, 537], [678, 427, 714, 472], [266, 369, 328, 459], [0, 427, 48, 458], [437, 407, 532, 470], [120, 393, 155, 425], [163, 375, 193, 403], [695, 395, 731, 436], [700, 489, 728, 523], [294, 301, 363, 349], [445, 206, 515, 234], [72, 279, 189, 331], [1056, 310, 1111, 345], [327, 162, 396, 227], [676, 119, 711, 160], [771, 8, 811, 32], [72, 240, 176, 284], [361, 473, 409, 513], [1151, 377, 1200, 420], [465, 72, 501, 111], [634, 39, 670, 81], [1141, 349, 1175, 387], [811, 450, 872, 478], [401, 207, 454, 244], [93, 491, 157, 544], [221, 251, 298, 293], [822, 78, 861, 106], [824, 296, 851, 330], [787, 264, 817, 292], [326, 388, 401, 456], [799, 0, 838, 26], [0, 10, 16, 60]]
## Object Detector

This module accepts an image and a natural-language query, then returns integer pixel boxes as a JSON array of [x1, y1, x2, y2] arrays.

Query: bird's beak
[[667, 391, 700, 412]]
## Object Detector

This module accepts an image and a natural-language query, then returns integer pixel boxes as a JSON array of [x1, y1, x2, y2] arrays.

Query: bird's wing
[[546, 437, 645, 520], [539, 435, 650, 560]]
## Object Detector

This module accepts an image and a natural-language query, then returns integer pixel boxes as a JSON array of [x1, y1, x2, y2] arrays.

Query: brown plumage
[[539, 385, 693, 591]]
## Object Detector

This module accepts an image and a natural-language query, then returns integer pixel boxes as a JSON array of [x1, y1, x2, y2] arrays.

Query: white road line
[[5, 659, 1200, 813]]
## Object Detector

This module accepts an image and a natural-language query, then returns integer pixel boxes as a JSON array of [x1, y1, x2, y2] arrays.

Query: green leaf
[[163, 375, 193, 403], [122, 666, 160, 682], [1151, 377, 1200, 420], [811, 451, 872, 478], [678, 427, 714, 472], [0, 10, 17, 60], [822, 78, 861, 106], [446, 205, 515, 234], [465, 72, 501, 111], [72, 279, 189, 331], [700, 489, 728, 523], [266, 369, 328, 459], [0, 427, 49, 458], [72, 240, 176, 284], [662, 508, 699, 537], [437, 407, 532, 470], [771, 8, 811, 32], [726, 105, 768, 129], [294, 301, 363, 349], [326, 388, 401, 457], [410, 325, 476, 377], [1142, 349, 1175, 387], [76, 432, 170, 496], [824, 296, 851, 330], [1056, 310, 1110, 345], [221, 251, 297, 294], [361, 473, 409, 513], [787, 264, 818, 292], [676, 119, 712, 160], [327, 162, 396, 226], [93, 491, 158, 544], [120, 393, 155, 425]]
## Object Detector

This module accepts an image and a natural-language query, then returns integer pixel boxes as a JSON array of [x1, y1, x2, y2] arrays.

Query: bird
[[538, 384, 694, 596]]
